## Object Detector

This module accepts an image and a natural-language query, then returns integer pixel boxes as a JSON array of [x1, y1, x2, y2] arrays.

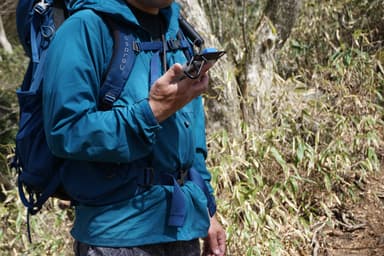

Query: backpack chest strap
[[132, 38, 190, 53], [99, 25, 191, 110]]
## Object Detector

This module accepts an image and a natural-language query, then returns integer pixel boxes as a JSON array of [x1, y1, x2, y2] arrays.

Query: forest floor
[[317, 164, 384, 256]]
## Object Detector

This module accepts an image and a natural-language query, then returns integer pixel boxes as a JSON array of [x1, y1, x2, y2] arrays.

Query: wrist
[[148, 99, 166, 122]]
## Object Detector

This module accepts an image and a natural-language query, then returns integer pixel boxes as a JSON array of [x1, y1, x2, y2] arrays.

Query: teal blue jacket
[[42, 0, 214, 247]]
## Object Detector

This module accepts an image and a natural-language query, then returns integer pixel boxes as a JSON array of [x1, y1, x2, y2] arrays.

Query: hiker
[[41, 0, 226, 255]]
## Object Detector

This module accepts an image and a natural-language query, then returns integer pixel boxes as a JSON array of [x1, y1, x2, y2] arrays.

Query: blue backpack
[[13, 0, 207, 232]]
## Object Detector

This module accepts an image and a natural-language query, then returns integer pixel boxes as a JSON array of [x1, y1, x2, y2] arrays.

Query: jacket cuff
[[133, 99, 161, 144], [208, 194, 217, 217]]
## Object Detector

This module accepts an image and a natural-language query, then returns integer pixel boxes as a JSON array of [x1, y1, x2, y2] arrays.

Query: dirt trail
[[318, 171, 384, 256]]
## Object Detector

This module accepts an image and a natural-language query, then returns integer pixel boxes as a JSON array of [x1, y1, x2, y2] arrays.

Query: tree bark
[[0, 0, 17, 54], [178, 0, 242, 137], [243, 0, 302, 129], [265, 0, 302, 48], [179, 0, 301, 133], [0, 15, 13, 54]]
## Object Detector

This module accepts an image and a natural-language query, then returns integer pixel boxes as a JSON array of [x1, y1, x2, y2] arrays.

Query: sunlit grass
[[208, 72, 382, 255]]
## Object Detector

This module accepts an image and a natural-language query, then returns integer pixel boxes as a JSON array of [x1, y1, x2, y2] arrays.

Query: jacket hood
[[67, 0, 181, 35]]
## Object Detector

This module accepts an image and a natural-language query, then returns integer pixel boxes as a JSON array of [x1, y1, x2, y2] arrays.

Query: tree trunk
[[244, 0, 302, 130], [178, 0, 242, 138], [0, 15, 13, 54], [179, 0, 301, 132], [265, 0, 302, 48], [0, 0, 17, 53]]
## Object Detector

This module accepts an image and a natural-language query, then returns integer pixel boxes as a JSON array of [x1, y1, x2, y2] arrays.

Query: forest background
[[0, 0, 383, 255]]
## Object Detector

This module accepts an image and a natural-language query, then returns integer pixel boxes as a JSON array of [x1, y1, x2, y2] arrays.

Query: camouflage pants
[[74, 239, 200, 256]]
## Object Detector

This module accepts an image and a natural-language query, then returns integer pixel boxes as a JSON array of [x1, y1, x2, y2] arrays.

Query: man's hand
[[148, 63, 211, 122], [202, 215, 226, 256]]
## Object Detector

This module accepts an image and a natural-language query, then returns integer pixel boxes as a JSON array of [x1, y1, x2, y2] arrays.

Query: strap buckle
[[34, 0, 51, 15], [167, 39, 181, 50], [103, 93, 116, 105], [132, 42, 140, 53]]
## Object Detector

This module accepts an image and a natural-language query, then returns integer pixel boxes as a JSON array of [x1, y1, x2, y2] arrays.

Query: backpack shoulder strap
[[177, 15, 205, 58], [98, 19, 167, 110], [98, 19, 138, 110]]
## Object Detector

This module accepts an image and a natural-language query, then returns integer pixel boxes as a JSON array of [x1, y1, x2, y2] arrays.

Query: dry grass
[[0, 0, 383, 255], [205, 0, 383, 255]]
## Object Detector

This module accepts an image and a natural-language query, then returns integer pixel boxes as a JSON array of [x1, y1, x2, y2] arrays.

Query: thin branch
[[311, 222, 326, 256]]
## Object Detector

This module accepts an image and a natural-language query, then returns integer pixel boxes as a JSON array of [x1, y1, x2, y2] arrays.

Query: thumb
[[162, 63, 184, 83], [207, 232, 221, 256]]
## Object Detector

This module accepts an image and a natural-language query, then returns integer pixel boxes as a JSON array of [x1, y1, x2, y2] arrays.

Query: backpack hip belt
[[134, 167, 216, 226]]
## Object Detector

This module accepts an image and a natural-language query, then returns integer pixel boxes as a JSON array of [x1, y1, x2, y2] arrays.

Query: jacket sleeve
[[192, 96, 216, 213], [43, 13, 160, 163]]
